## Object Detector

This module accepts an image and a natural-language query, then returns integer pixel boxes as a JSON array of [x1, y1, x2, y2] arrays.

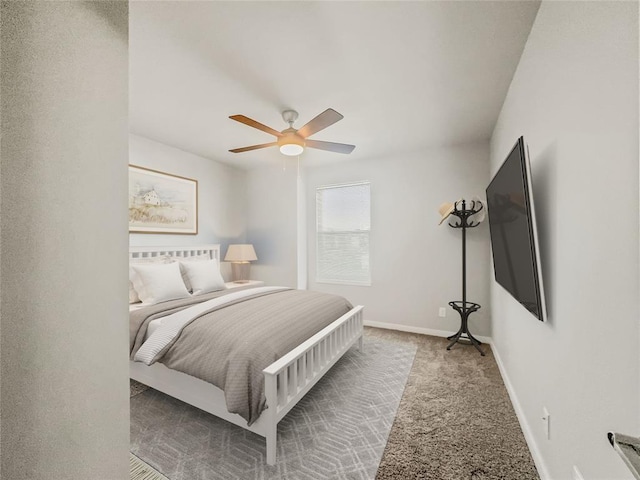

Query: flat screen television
[[486, 136, 547, 322]]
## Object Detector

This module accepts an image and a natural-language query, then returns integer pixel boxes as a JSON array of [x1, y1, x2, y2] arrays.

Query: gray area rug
[[130, 340, 416, 480], [370, 328, 539, 480]]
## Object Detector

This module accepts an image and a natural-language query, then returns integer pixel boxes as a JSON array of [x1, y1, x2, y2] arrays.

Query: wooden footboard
[[262, 305, 364, 464]]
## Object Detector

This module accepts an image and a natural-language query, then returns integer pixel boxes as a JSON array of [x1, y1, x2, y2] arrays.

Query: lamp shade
[[224, 244, 257, 262]]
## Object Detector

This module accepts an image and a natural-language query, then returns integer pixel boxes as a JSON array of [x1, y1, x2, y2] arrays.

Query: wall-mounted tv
[[486, 136, 547, 322]]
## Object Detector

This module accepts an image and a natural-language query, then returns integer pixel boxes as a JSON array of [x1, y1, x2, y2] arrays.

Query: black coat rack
[[446, 199, 485, 356]]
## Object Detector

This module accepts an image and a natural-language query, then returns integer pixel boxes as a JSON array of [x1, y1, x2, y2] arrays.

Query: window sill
[[315, 280, 372, 287]]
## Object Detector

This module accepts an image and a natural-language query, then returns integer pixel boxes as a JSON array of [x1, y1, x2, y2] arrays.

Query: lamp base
[[230, 262, 251, 283]]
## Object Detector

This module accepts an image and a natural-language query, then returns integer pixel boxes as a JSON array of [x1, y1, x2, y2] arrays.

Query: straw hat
[[438, 200, 461, 225], [438, 198, 486, 225]]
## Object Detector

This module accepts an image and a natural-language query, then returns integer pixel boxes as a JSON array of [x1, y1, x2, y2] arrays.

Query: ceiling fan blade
[[305, 139, 355, 154], [297, 108, 344, 138], [229, 115, 283, 138], [229, 142, 278, 153]]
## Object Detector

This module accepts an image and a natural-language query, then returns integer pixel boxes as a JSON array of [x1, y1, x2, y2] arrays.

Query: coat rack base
[[446, 300, 485, 356]]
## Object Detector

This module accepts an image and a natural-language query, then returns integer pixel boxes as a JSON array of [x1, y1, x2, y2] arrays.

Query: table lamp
[[224, 244, 257, 283]]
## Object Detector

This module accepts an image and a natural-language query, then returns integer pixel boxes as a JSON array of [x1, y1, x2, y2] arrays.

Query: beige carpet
[[368, 327, 539, 480]]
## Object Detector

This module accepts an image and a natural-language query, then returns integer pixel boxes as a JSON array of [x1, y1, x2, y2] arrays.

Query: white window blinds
[[316, 182, 371, 285]]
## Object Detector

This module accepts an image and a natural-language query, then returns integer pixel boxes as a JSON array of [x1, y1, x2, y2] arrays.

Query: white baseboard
[[363, 320, 492, 345], [490, 341, 550, 480]]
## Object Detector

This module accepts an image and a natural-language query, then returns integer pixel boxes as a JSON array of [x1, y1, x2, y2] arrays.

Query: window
[[316, 182, 371, 285]]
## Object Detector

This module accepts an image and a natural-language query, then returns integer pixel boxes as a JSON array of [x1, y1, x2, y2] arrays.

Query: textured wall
[[1, 2, 130, 478], [490, 2, 639, 478]]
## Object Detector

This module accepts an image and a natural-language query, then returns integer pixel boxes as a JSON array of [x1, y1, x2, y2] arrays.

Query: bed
[[128, 244, 364, 465]]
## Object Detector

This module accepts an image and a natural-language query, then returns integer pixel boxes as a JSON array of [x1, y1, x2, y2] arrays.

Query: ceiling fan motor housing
[[281, 109, 299, 126]]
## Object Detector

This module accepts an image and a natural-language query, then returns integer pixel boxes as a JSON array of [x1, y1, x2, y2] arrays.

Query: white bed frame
[[129, 244, 364, 465]]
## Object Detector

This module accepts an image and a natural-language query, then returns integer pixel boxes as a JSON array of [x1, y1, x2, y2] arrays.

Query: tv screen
[[486, 137, 546, 321]]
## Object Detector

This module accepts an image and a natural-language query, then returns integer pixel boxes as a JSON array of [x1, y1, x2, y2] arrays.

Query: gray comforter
[[130, 288, 353, 425]]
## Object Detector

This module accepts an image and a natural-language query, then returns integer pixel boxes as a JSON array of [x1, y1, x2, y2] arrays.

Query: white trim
[[363, 320, 492, 345], [316, 279, 372, 287], [483, 340, 551, 480], [316, 180, 371, 190], [296, 173, 307, 290]]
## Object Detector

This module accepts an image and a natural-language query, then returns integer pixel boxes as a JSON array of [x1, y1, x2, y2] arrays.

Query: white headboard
[[129, 244, 221, 263]]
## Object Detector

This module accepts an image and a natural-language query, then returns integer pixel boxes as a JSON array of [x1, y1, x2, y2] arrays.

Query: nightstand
[[225, 280, 264, 292]]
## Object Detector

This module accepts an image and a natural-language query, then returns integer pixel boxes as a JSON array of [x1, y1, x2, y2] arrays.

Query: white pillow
[[179, 259, 226, 296], [129, 256, 173, 304], [178, 253, 211, 291], [130, 262, 190, 306]]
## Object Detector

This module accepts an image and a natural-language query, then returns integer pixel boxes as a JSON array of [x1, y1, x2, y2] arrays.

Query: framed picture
[[128, 165, 198, 234]]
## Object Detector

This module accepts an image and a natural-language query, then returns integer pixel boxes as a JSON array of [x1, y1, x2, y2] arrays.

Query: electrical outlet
[[572, 465, 584, 480], [542, 407, 550, 440], [438, 307, 446, 317]]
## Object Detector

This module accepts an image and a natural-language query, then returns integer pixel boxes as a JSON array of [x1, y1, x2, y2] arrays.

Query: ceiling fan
[[229, 108, 355, 156]]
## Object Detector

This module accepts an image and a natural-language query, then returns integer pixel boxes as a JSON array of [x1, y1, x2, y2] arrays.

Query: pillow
[[179, 259, 226, 296], [178, 253, 212, 291], [129, 256, 173, 304], [130, 261, 190, 306]]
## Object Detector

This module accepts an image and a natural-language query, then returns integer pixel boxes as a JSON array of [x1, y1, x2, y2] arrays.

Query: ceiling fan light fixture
[[277, 132, 305, 156], [279, 143, 304, 156]]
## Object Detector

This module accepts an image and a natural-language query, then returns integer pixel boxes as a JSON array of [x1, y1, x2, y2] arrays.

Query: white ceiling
[[130, 1, 540, 170]]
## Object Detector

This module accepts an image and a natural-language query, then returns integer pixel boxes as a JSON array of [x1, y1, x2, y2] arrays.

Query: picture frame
[[128, 165, 198, 234]]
